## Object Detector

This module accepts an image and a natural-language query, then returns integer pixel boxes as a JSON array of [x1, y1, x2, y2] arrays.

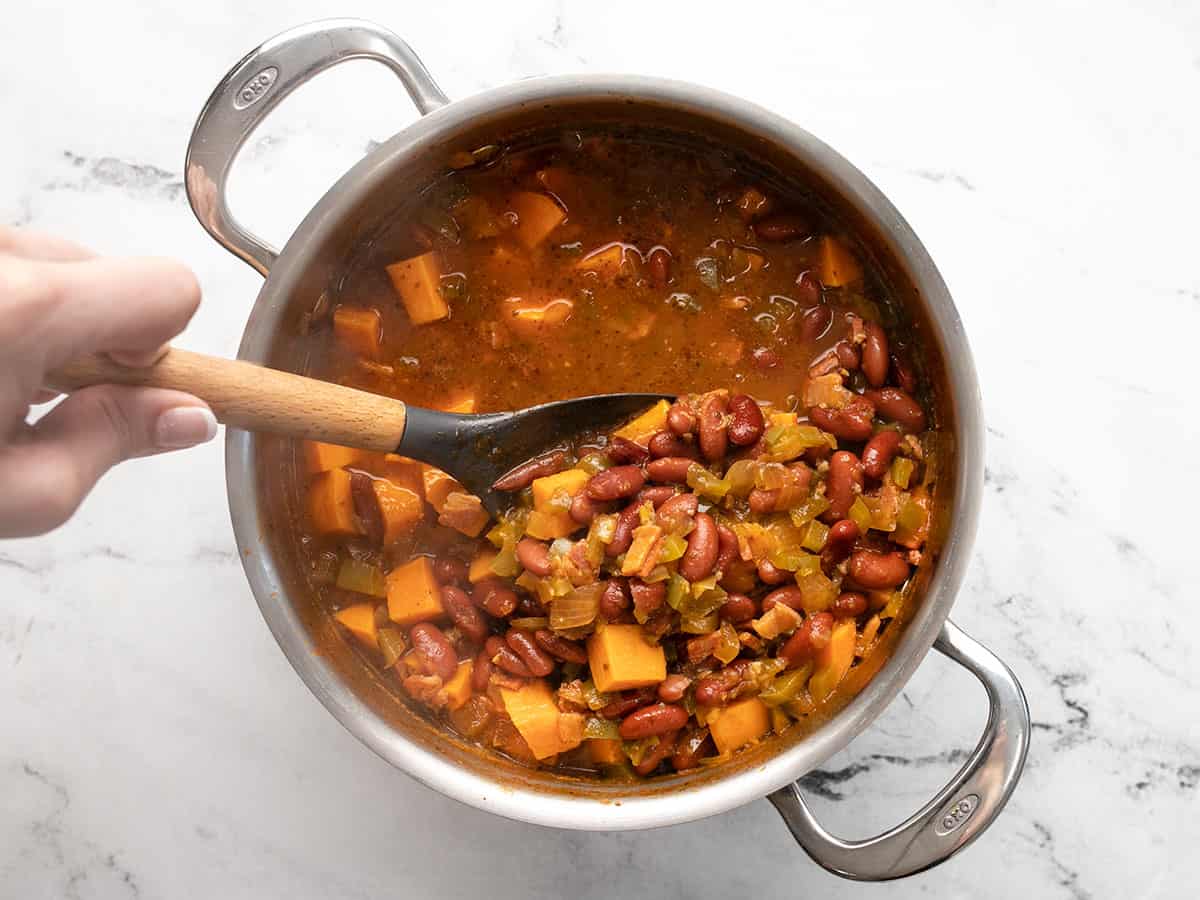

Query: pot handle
[[184, 18, 448, 276], [769, 619, 1030, 880]]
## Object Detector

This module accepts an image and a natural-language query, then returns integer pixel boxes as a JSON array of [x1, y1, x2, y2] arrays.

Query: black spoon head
[[399, 393, 674, 515]]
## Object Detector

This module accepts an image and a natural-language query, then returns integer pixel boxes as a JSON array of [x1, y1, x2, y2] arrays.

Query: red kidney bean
[[826, 451, 864, 521], [586, 465, 646, 501], [779, 612, 834, 668], [441, 586, 488, 643], [890, 352, 917, 393], [847, 550, 911, 589], [629, 579, 666, 618], [608, 436, 650, 465], [721, 559, 758, 593], [861, 430, 903, 480], [471, 648, 494, 691], [667, 401, 696, 435], [789, 461, 814, 491], [349, 471, 384, 544], [637, 485, 677, 508], [748, 488, 779, 515], [831, 592, 869, 618], [657, 674, 692, 703], [600, 687, 657, 719], [694, 661, 754, 706], [719, 593, 758, 624], [645, 457, 694, 483], [804, 443, 833, 465], [656, 491, 699, 522], [433, 557, 469, 585], [862, 322, 889, 388], [835, 340, 861, 371], [808, 395, 876, 441], [679, 512, 719, 581], [795, 270, 822, 306], [515, 592, 544, 618], [866, 388, 926, 432], [757, 558, 791, 585], [410, 623, 457, 681], [799, 303, 832, 342], [648, 431, 698, 459], [822, 519, 860, 566], [634, 729, 679, 776], [473, 579, 518, 618], [751, 346, 780, 369], [515, 538, 552, 576], [761, 585, 805, 612], [569, 492, 604, 524], [505, 629, 555, 677], [490, 644, 533, 678], [492, 449, 567, 492], [715, 523, 739, 574], [672, 729, 712, 771], [599, 578, 630, 619], [533, 629, 588, 664], [647, 246, 672, 288], [697, 392, 729, 462], [727, 394, 765, 446], [753, 212, 811, 242], [606, 501, 642, 557], [619, 703, 689, 739]]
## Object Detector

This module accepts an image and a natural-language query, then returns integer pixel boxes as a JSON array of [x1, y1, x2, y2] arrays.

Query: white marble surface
[[2, 1, 1198, 897]]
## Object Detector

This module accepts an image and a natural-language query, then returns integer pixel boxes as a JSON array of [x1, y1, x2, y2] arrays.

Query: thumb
[[0, 386, 216, 536]]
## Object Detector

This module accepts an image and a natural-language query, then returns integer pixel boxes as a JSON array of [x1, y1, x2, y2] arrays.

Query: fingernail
[[155, 406, 218, 449]]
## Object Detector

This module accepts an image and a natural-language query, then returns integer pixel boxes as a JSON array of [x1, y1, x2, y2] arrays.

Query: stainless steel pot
[[185, 19, 1030, 880]]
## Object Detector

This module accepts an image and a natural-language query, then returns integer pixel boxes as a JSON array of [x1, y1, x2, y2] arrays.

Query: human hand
[[0, 226, 216, 538]]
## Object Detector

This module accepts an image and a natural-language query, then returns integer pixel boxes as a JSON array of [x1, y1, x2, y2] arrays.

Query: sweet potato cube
[[587, 625, 666, 693], [333, 602, 379, 650], [504, 297, 574, 340], [372, 479, 424, 545], [527, 468, 590, 540], [508, 191, 566, 249], [443, 660, 474, 711], [332, 305, 382, 360], [307, 469, 360, 537], [709, 697, 770, 755], [576, 242, 636, 278], [816, 236, 863, 287], [500, 680, 583, 760], [385, 556, 444, 626], [531, 469, 590, 509], [303, 440, 368, 474], [422, 465, 466, 511], [386, 252, 450, 325], [767, 411, 798, 429], [809, 619, 856, 702], [469, 547, 499, 583], [378, 455, 425, 497], [588, 738, 625, 766], [611, 400, 670, 446], [437, 491, 489, 538]]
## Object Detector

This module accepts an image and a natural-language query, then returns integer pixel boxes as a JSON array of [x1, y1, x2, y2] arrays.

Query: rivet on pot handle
[[184, 18, 448, 276], [769, 620, 1030, 880]]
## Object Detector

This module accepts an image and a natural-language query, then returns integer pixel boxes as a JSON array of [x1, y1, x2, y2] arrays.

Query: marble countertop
[[2, 2, 1197, 897]]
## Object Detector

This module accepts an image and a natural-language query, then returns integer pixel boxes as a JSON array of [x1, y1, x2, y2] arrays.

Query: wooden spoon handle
[[46, 348, 408, 453]]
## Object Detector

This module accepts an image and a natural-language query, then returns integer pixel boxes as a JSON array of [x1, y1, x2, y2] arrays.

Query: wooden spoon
[[47, 349, 670, 513]]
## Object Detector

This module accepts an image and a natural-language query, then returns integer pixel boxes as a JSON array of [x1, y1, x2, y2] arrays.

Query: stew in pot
[[290, 130, 941, 778]]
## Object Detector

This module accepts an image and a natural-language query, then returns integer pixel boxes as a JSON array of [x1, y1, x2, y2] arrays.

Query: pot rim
[[225, 73, 984, 830]]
